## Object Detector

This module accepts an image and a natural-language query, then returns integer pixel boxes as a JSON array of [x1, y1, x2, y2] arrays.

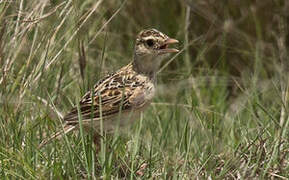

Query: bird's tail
[[38, 124, 76, 148]]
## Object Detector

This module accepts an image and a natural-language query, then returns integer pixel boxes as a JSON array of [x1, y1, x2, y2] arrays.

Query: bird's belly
[[82, 108, 146, 133]]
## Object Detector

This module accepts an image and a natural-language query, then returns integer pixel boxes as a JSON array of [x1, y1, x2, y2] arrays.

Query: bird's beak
[[158, 38, 179, 54]]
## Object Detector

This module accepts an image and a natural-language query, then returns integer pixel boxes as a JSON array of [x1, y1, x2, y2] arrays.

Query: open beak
[[159, 38, 179, 54]]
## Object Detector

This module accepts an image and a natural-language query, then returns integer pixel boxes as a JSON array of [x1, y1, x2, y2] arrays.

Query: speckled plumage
[[39, 29, 179, 148], [63, 63, 154, 130]]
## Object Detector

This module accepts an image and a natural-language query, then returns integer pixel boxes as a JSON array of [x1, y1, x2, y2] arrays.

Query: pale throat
[[132, 53, 164, 80]]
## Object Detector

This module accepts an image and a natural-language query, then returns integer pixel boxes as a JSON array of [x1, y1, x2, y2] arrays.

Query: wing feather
[[63, 64, 148, 124]]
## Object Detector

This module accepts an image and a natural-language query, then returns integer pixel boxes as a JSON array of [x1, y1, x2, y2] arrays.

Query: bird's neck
[[132, 54, 162, 80]]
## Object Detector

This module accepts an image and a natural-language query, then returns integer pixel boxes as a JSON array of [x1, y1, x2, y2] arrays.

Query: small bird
[[39, 29, 179, 148]]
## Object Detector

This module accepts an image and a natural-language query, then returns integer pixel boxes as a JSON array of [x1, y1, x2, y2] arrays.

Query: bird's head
[[135, 28, 179, 56], [133, 29, 179, 76]]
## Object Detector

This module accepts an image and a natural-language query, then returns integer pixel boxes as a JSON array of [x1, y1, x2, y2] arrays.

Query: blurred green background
[[0, 0, 289, 179]]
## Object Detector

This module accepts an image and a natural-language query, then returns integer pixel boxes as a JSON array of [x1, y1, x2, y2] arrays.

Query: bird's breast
[[143, 81, 156, 101]]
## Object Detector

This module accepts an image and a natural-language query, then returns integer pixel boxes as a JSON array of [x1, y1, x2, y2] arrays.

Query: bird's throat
[[133, 54, 163, 80]]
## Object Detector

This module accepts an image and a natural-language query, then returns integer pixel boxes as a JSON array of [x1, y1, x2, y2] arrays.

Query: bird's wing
[[63, 67, 148, 124]]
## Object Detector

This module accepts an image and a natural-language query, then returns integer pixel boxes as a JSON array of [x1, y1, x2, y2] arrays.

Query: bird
[[39, 28, 179, 148]]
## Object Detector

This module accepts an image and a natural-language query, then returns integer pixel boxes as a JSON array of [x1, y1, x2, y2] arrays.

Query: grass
[[1, 0, 289, 179]]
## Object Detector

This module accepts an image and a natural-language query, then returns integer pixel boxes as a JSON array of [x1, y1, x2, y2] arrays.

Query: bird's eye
[[146, 39, 154, 47]]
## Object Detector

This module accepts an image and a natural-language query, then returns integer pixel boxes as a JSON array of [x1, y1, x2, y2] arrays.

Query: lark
[[39, 29, 179, 148]]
